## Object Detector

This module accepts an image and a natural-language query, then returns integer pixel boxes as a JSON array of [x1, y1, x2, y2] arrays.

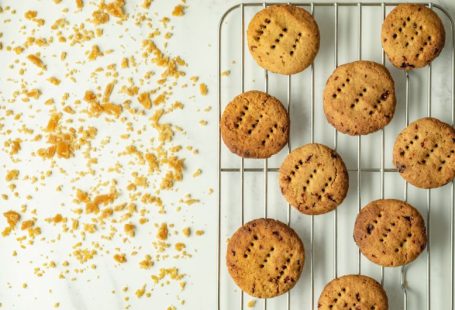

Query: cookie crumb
[[182, 227, 191, 237], [27, 54, 46, 69], [199, 83, 208, 96], [114, 254, 127, 264], [157, 223, 168, 240], [172, 5, 185, 16], [192, 169, 202, 177]]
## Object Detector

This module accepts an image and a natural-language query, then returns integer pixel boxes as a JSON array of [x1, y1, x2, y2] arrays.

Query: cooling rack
[[217, 2, 455, 309]]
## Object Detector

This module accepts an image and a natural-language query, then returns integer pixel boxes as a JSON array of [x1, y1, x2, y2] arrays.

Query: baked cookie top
[[247, 4, 320, 75], [382, 4, 445, 70], [226, 218, 305, 298], [323, 61, 396, 136], [318, 274, 388, 310], [221, 90, 289, 158], [393, 117, 455, 188], [279, 143, 349, 215], [354, 199, 427, 267]]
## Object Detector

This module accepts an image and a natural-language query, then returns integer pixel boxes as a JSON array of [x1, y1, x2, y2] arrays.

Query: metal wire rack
[[217, 2, 455, 309]]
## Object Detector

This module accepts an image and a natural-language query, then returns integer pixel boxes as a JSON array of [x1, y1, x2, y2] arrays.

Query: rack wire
[[217, 2, 455, 309]]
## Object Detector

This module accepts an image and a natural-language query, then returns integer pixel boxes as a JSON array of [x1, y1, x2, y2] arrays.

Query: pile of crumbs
[[0, 0, 210, 308]]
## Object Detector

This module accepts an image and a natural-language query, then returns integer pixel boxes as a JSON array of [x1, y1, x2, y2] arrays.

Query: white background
[[1, 1, 455, 310]]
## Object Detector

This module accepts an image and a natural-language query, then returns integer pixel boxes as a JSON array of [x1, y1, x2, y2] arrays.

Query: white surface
[[0, 1, 454, 310]]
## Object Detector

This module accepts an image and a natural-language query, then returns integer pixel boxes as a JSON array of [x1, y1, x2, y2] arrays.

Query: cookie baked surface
[[226, 218, 305, 298], [323, 61, 396, 136], [393, 117, 455, 188], [382, 4, 445, 70], [221, 90, 289, 158], [247, 4, 320, 75], [318, 275, 388, 310], [354, 199, 427, 267], [279, 143, 348, 215]]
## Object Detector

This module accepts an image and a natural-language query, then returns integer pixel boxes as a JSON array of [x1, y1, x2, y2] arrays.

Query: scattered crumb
[[172, 5, 186, 16], [0, 1, 207, 307], [199, 83, 208, 96], [247, 300, 256, 308], [157, 223, 168, 240], [182, 227, 191, 237], [114, 254, 127, 264], [27, 54, 46, 69]]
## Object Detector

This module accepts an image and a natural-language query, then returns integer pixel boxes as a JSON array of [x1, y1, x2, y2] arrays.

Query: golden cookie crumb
[[113, 253, 127, 263], [172, 5, 185, 16], [175, 242, 185, 251], [182, 227, 191, 237], [92, 10, 110, 24], [26, 88, 42, 99], [199, 83, 208, 96], [124, 223, 136, 237], [3, 211, 21, 228], [143, 0, 153, 9], [135, 285, 146, 298], [101, 0, 126, 19], [5, 169, 19, 181], [47, 77, 61, 85], [24, 10, 38, 20], [157, 223, 168, 240], [138, 92, 152, 109], [139, 255, 153, 269], [27, 54, 46, 69], [88, 45, 103, 61]]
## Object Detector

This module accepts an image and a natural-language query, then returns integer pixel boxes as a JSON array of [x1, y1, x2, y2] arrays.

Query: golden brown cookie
[[393, 117, 455, 188], [323, 61, 396, 136], [354, 199, 427, 267], [318, 274, 388, 310], [226, 218, 305, 298], [382, 4, 445, 70], [221, 90, 289, 158], [247, 4, 320, 75], [279, 143, 348, 215]]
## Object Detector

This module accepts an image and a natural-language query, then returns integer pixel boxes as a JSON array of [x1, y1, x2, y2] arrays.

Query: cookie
[[318, 274, 388, 310], [226, 218, 305, 298], [221, 90, 290, 158], [323, 61, 396, 136], [247, 4, 319, 75], [382, 4, 445, 70], [393, 117, 455, 188], [279, 143, 349, 215], [354, 199, 427, 267]]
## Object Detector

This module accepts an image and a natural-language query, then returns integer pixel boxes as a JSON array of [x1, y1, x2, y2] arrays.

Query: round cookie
[[323, 61, 396, 136], [247, 4, 320, 75], [279, 143, 349, 215], [226, 218, 305, 298], [393, 117, 455, 188], [354, 199, 427, 267], [221, 90, 289, 158], [382, 4, 445, 70], [318, 274, 388, 310]]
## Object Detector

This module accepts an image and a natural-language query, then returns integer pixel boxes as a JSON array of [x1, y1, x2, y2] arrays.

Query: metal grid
[[217, 2, 455, 309]]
